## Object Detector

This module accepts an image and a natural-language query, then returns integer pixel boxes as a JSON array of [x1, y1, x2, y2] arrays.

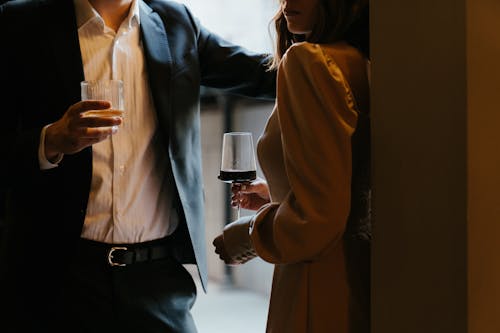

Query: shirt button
[[119, 165, 125, 175]]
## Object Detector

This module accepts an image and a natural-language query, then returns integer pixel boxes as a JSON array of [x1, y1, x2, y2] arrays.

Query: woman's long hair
[[269, 0, 369, 70]]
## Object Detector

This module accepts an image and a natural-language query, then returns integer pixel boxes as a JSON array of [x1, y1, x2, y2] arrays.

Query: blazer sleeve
[[249, 43, 360, 264], [0, 4, 47, 191], [184, 7, 276, 99]]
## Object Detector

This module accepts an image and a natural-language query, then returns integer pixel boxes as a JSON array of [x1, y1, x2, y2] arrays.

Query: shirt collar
[[73, 0, 140, 31], [124, 0, 141, 29]]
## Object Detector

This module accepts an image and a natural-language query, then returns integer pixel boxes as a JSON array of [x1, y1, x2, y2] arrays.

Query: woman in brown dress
[[213, 0, 370, 331]]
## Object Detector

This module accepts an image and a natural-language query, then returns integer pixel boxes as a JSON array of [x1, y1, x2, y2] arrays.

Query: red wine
[[218, 170, 256, 182]]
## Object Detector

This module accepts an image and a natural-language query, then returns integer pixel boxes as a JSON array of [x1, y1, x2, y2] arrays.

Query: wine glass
[[218, 132, 257, 219]]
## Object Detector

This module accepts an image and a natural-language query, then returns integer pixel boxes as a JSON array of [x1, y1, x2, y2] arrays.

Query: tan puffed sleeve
[[250, 43, 360, 264]]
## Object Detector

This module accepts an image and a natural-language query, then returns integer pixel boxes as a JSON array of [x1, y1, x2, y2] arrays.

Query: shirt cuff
[[38, 124, 63, 170]]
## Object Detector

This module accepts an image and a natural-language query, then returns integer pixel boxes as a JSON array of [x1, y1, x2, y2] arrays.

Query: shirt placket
[[110, 26, 125, 241]]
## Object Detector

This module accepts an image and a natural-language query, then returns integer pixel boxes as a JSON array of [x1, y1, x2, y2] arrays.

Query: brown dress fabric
[[224, 42, 371, 332]]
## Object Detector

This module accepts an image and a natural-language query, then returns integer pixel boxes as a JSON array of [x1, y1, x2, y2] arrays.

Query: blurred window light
[[178, 0, 279, 53]]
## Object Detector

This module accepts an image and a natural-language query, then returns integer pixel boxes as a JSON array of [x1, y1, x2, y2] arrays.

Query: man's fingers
[[75, 126, 117, 139], [79, 137, 105, 147], [79, 115, 122, 128], [69, 100, 112, 115], [87, 126, 118, 138]]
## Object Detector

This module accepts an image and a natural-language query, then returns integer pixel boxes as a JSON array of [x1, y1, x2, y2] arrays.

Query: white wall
[[178, 0, 278, 53], [200, 106, 226, 284]]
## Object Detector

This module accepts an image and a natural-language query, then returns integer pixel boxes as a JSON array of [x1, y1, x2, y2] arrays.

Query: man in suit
[[0, 0, 275, 332]]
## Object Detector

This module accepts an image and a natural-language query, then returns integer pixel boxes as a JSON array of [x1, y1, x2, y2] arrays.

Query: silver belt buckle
[[107, 246, 128, 267]]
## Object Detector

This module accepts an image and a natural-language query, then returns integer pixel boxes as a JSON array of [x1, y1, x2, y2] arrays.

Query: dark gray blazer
[[0, 0, 275, 311]]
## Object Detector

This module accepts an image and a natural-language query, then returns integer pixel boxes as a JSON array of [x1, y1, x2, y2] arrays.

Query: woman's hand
[[231, 177, 271, 211], [213, 234, 235, 265], [213, 218, 258, 266]]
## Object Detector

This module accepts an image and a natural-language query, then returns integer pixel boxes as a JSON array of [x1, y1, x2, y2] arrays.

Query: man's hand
[[45, 100, 123, 161]]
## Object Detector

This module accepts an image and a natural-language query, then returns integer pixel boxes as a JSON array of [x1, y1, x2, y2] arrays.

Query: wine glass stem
[[237, 202, 241, 219]]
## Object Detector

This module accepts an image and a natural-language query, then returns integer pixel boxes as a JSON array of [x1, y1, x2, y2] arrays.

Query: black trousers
[[56, 248, 198, 333]]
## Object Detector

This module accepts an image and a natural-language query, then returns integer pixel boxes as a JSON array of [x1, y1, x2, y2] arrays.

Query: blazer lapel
[[139, 1, 173, 141]]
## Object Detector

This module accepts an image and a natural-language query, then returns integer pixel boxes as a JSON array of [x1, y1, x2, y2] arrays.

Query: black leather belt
[[77, 237, 174, 267]]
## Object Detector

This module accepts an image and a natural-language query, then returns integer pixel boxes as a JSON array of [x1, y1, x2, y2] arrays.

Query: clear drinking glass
[[218, 132, 257, 219], [80, 80, 124, 114]]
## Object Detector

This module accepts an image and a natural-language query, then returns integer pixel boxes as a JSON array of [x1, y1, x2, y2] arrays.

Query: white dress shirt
[[39, 0, 177, 244]]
